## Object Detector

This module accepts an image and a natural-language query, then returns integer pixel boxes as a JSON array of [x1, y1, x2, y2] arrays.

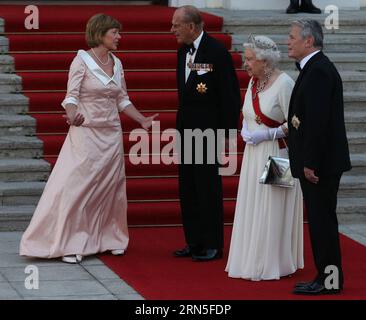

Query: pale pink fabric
[[20, 51, 130, 258]]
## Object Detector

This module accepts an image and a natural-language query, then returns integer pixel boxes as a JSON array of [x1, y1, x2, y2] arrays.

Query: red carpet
[[37, 133, 245, 155], [18, 70, 249, 90], [44, 153, 243, 175], [99, 225, 366, 300], [126, 201, 236, 226], [34, 112, 245, 133], [0, 5, 223, 32], [12, 52, 243, 71], [7, 33, 232, 52], [27, 91, 246, 113]]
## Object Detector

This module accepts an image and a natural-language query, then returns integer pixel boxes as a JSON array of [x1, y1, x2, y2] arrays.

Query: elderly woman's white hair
[[243, 35, 281, 68]]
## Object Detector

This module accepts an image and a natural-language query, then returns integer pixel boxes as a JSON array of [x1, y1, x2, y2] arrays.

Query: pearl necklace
[[91, 48, 110, 66]]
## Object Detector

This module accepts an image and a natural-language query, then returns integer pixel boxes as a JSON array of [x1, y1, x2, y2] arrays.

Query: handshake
[[241, 119, 286, 145]]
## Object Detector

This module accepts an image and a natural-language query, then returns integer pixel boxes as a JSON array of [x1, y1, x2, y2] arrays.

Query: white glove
[[240, 119, 252, 142], [247, 129, 270, 145], [268, 126, 286, 140], [242, 124, 287, 146]]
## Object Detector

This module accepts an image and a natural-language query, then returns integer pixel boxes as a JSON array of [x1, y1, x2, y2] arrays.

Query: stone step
[[0, 205, 35, 231], [347, 131, 366, 153], [0, 181, 45, 206], [279, 53, 366, 72], [0, 93, 28, 114], [345, 111, 366, 132], [232, 34, 366, 53], [0, 159, 50, 182], [0, 54, 14, 73], [287, 70, 366, 91], [337, 198, 366, 215], [0, 36, 8, 54], [344, 92, 366, 112], [0, 114, 36, 136], [339, 175, 366, 198], [0, 74, 22, 93], [346, 153, 366, 176], [0, 136, 43, 159], [219, 10, 366, 35]]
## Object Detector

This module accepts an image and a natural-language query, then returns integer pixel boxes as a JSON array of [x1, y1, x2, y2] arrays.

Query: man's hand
[[304, 167, 319, 184]]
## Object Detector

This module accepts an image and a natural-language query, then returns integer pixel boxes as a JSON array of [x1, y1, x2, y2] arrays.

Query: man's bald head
[[177, 5, 204, 30], [171, 5, 204, 45]]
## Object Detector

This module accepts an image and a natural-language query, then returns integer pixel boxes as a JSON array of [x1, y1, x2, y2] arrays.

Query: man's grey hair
[[292, 19, 324, 49], [179, 5, 204, 30]]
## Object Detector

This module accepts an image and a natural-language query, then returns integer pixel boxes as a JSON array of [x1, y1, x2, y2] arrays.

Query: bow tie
[[187, 43, 196, 55], [295, 62, 302, 71]]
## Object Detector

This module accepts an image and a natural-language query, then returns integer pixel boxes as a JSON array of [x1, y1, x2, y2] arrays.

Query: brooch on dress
[[291, 115, 301, 130], [255, 115, 262, 125]]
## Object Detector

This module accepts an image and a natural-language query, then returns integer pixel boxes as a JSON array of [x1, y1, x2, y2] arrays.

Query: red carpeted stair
[[18, 70, 249, 90], [0, 5, 223, 32], [7, 33, 232, 52], [13, 51, 243, 70], [1, 4, 248, 226]]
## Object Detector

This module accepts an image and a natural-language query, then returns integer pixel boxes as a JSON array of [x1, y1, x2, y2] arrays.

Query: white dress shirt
[[185, 31, 204, 82], [299, 50, 321, 70]]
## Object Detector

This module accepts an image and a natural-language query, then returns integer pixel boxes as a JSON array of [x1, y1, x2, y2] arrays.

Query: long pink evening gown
[[20, 50, 131, 258]]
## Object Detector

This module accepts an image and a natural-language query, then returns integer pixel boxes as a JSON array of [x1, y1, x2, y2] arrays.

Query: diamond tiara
[[247, 34, 278, 51]]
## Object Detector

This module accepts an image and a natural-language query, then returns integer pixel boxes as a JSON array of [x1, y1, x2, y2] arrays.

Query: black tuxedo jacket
[[288, 51, 351, 178], [176, 32, 241, 134]]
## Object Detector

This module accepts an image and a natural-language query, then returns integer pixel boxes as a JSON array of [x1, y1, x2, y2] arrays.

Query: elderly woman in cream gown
[[20, 14, 157, 263], [225, 35, 304, 280]]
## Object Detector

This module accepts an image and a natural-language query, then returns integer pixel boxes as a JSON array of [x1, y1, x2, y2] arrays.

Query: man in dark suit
[[287, 19, 351, 294], [170, 5, 241, 261]]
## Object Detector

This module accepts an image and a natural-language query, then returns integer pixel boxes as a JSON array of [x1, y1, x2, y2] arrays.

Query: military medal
[[196, 82, 207, 94], [187, 62, 213, 72], [291, 115, 301, 130]]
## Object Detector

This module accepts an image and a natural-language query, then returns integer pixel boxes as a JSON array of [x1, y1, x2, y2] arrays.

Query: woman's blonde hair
[[85, 14, 121, 48]]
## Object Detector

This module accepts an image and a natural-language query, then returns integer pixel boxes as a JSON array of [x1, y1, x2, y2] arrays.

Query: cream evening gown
[[225, 73, 304, 280], [20, 50, 131, 258]]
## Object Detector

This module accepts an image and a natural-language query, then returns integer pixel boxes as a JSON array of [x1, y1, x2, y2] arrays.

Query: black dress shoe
[[174, 245, 204, 257], [295, 280, 316, 288], [286, 0, 300, 14], [192, 249, 223, 262], [300, 0, 321, 13], [173, 246, 193, 257], [293, 281, 342, 295]]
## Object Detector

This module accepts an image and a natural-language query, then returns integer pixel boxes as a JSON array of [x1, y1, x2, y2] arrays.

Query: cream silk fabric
[[225, 73, 304, 280]]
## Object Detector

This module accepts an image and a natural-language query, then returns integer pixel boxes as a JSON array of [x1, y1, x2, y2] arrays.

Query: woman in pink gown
[[20, 14, 157, 263]]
